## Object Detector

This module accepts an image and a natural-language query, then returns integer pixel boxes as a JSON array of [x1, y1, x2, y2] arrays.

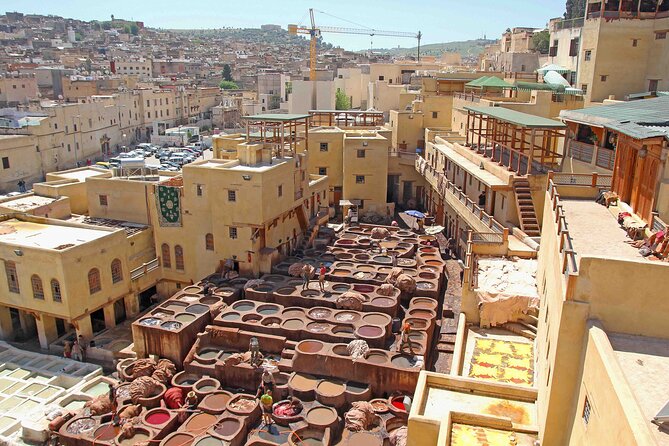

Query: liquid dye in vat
[[145, 411, 170, 425], [391, 356, 417, 368], [346, 382, 368, 393], [214, 419, 240, 436], [175, 314, 196, 323], [194, 436, 226, 446], [186, 304, 209, 314], [161, 321, 182, 330], [197, 385, 217, 392], [139, 318, 160, 326], [198, 350, 219, 360], [257, 306, 279, 315], [94, 424, 120, 441], [257, 426, 290, 443], [221, 313, 240, 321], [232, 302, 254, 311], [358, 326, 383, 337], [85, 382, 109, 397]]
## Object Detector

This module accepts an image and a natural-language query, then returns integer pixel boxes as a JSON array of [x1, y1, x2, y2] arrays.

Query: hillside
[[373, 38, 497, 57]]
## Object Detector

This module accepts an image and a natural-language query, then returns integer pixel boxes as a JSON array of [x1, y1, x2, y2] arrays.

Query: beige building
[[0, 75, 38, 106], [113, 58, 153, 78]]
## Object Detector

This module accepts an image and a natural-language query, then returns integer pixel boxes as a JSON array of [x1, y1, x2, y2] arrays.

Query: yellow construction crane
[[289, 9, 422, 81]]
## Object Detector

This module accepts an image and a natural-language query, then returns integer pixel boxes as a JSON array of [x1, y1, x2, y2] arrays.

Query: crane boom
[[317, 26, 418, 38]]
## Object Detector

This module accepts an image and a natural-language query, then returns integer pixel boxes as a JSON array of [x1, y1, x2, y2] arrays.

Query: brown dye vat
[[226, 395, 258, 415], [357, 265, 376, 272], [306, 322, 332, 333], [391, 355, 417, 368], [353, 271, 375, 280], [199, 297, 219, 305], [347, 431, 382, 445], [332, 325, 354, 335], [306, 406, 338, 427], [117, 429, 151, 446], [161, 432, 194, 446], [282, 309, 305, 318], [418, 272, 437, 280], [297, 340, 324, 353], [200, 391, 232, 414], [331, 284, 351, 293], [354, 254, 371, 261], [263, 275, 286, 283], [419, 266, 439, 273], [357, 325, 383, 338], [419, 247, 437, 253], [282, 319, 304, 330], [195, 378, 220, 393], [186, 304, 209, 314], [213, 417, 241, 437], [301, 290, 320, 297], [163, 303, 187, 312], [175, 313, 196, 323], [404, 318, 429, 330], [197, 348, 219, 360], [407, 308, 436, 320], [94, 423, 120, 441], [377, 266, 394, 273], [308, 308, 332, 319], [385, 416, 406, 435], [241, 314, 261, 323], [261, 317, 281, 327], [362, 313, 391, 326], [184, 412, 218, 434], [289, 373, 318, 392], [371, 297, 394, 307], [173, 372, 199, 387], [353, 284, 374, 293], [334, 311, 359, 322], [183, 285, 203, 293], [411, 298, 437, 310], [316, 380, 344, 397], [332, 344, 350, 356], [370, 399, 389, 414], [338, 262, 355, 267], [425, 260, 444, 267], [365, 351, 388, 364], [332, 269, 350, 276], [276, 287, 296, 295]]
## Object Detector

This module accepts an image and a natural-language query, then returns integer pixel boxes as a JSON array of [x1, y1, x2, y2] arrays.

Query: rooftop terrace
[[0, 218, 113, 250]]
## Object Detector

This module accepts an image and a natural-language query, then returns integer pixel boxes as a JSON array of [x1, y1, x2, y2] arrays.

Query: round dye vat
[[373, 255, 392, 264], [276, 287, 295, 295], [282, 309, 305, 318], [404, 318, 429, 330], [357, 265, 376, 272], [160, 321, 182, 331], [183, 285, 202, 294], [416, 282, 435, 290], [254, 285, 274, 292], [334, 311, 358, 322], [152, 311, 173, 319], [365, 351, 388, 364], [412, 298, 437, 309], [289, 373, 318, 391], [347, 431, 382, 445], [370, 399, 389, 414], [419, 266, 438, 273], [391, 355, 417, 368], [196, 379, 219, 393], [418, 272, 437, 279], [425, 260, 444, 267], [357, 325, 383, 338], [298, 340, 324, 353], [332, 325, 354, 335], [139, 317, 160, 326], [214, 418, 241, 437], [307, 322, 331, 333], [145, 409, 170, 425], [354, 254, 371, 261], [162, 433, 194, 446], [241, 314, 261, 323], [353, 284, 374, 293], [232, 301, 255, 312], [316, 380, 344, 396], [118, 431, 150, 446], [362, 313, 391, 326], [408, 309, 436, 319], [306, 406, 338, 427], [282, 319, 304, 330], [353, 271, 374, 280], [397, 258, 414, 266], [220, 312, 240, 321], [175, 313, 196, 323], [199, 296, 219, 305], [194, 436, 226, 446], [346, 382, 369, 394], [332, 344, 350, 356], [185, 412, 218, 433], [227, 396, 257, 414], [261, 317, 281, 327], [331, 284, 350, 293], [371, 297, 394, 307], [377, 266, 394, 273], [332, 269, 350, 277], [257, 304, 279, 315], [201, 392, 231, 411], [94, 423, 120, 441], [174, 373, 199, 386], [263, 275, 285, 283], [301, 290, 320, 297], [308, 308, 332, 319]]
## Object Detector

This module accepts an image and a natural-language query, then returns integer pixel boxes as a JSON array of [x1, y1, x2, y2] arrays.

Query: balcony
[[131, 258, 160, 280], [416, 156, 506, 234], [567, 140, 615, 171]]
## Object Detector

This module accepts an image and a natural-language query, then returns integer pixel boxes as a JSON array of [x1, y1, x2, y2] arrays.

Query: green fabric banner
[[156, 185, 182, 227]]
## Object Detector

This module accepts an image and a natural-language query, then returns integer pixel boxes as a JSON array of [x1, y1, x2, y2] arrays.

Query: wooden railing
[[569, 140, 595, 164], [131, 258, 160, 280], [416, 156, 507, 234], [550, 172, 612, 188], [547, 179, 579, 278]]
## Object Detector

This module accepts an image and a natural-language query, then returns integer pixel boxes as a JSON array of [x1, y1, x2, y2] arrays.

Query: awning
[[543, 70, 571, 87], [537, 64, 570, 74], [516, 81, 565, 93], [466, 76, 516, 90]]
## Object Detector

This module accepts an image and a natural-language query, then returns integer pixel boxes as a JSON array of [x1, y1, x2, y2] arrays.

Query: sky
[[10, 0, 567, 50]]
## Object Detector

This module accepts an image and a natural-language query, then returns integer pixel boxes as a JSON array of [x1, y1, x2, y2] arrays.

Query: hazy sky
[[11, 0, 566, 50]]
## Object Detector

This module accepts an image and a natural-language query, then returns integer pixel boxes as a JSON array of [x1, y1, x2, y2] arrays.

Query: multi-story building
[[112, 58, 153, 78], [0, 74, 38, 106]]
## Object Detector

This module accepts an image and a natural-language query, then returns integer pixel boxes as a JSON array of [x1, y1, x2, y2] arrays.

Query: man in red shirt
[[318, 262, 327, 293]]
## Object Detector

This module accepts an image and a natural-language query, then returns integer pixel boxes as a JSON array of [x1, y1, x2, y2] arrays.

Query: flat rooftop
[[0, 219, 112, 250], [560, 199, 646, 262], [476, 257, 539, 299], [225, 157, 291, 172], [0, 195, 59, 212], [52, 168, 109, 182], [608, 332, 669, 446], [434, 141, 507, 188]]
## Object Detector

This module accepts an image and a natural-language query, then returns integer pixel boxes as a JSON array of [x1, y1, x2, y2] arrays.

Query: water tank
[[119, 157, 145, 168]]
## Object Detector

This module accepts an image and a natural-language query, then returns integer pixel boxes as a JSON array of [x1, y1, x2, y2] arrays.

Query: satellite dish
[[58, 94, 63, 100]]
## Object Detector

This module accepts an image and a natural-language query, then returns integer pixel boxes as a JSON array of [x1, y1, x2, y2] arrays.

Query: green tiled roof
[[464, 105, 566, 128]]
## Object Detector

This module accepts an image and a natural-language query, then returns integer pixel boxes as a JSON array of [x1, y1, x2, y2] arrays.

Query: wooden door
[[613, 141, 636, 203], [632, 153, 660, 222]]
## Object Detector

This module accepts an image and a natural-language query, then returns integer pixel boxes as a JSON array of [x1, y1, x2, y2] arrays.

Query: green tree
[[532, 30, 550, 54], [222, 64, 233, 82], [102, 21, 112, 30], [123, 25, 131, 34], [219, 80, 239, 90], [335, 88, 351, 110], [565, 0, 587, 19], [130, 24, 139, 36]]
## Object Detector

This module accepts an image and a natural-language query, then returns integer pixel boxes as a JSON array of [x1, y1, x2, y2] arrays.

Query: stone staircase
[[501, 311, 538, 340], [512, 178, 540, 237]]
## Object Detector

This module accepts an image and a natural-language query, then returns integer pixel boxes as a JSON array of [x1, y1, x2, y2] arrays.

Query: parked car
[[95, 162, 111, 169]]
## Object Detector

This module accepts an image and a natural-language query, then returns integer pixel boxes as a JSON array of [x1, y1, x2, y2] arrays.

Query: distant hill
[[372, 38, 497, 58]]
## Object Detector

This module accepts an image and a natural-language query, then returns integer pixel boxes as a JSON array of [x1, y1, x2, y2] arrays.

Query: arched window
[[111, 259, 123, 283], [4, 261, 19, 293], [175, 245, 184, 270], [161, 243, 171, 268], [88, 268, 101, 294], [51, 279, 62, 302], [31, 275, 44, 300], [205, 233, 214, 251]]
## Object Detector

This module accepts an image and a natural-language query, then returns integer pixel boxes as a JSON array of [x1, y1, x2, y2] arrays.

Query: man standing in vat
[[250, 337, 261, 367], [260, 389, 274, 426], [301, 264, 311, 291], [398, 322, 415, 355]]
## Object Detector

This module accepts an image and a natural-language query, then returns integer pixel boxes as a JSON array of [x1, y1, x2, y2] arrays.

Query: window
[[320, 142, 328, 152], [600, 75, 608, 82], [175, 245, 184, 270], [432, 111, 438, 119], [88, 268, 101, 294], [162, 243, 171, 268], [318, 167, 327, 175], [569, 38, 579, 56], [584, 50, 592, 61], [31, 275, 44, 299], [146, 100, 150, 107], [196, 184, 203, 196], [357, 149, 365, 158], [229, 227, 238, 239], [582, 397, 592, 425], [378, 76, 385, 81], [278, 185, 283, 197], [649, 79, 659, 92], [1, 157, 9, 169], [656, 32, 667, 40], [205, 233, 214, 251], [356, 175, 365, 184], [111, 259, 123, 283], [4, 261, 19, 293], [99, 194, 108, 206], [581, 84, 588, 95], [228, 190, 236, 202], [632, 39, 639, 47], [51, 279, 61, 302]]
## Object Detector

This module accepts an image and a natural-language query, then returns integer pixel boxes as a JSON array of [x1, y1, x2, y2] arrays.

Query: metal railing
[[131, 258, 160, 280]]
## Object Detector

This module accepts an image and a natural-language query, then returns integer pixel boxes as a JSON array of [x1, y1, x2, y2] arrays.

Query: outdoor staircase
[[512, 178, 541, 237], [501, 309, 539, 340]]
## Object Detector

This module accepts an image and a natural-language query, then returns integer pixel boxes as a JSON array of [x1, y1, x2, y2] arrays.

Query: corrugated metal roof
[[560, 96, 669, 140], [464, 105, 567, 128]]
